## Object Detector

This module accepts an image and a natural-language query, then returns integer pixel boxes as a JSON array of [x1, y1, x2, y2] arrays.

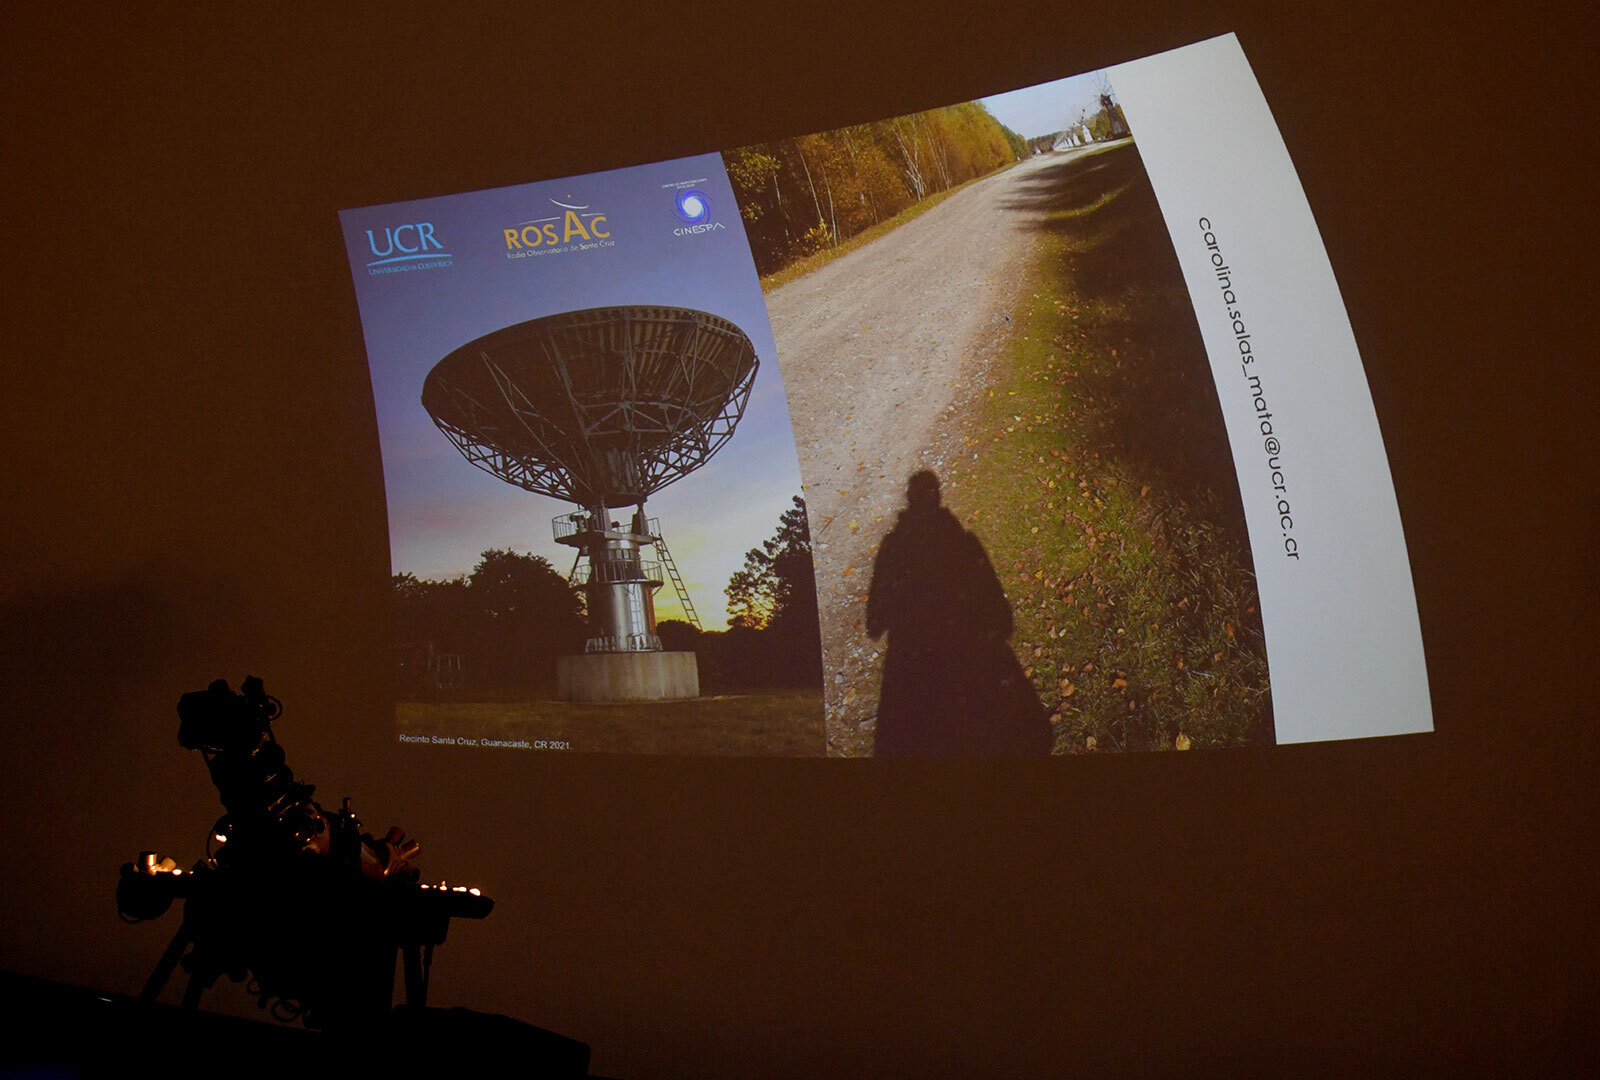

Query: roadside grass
[[759, 163, 1017, 293], [942, 142, 1272, 753], [397, 687, 825, 757]]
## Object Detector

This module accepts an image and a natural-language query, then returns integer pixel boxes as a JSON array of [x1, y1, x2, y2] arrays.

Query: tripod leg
[[402, 944, 423, 1008], [180, 966, 209, 1010], [177, 939, 225, 1011], [139, 921, 192, 1003]]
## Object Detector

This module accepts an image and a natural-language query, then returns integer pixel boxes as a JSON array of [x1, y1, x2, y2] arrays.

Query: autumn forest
[[724, 101, 1028, 277]]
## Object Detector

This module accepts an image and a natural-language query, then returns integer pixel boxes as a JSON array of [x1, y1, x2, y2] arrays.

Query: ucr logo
[[365, 223, 448, 266]]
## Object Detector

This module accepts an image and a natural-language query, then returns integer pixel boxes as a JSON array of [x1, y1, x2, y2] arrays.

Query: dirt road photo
[[765, 150, 1078, 752], [760, 136, 1272, 757]]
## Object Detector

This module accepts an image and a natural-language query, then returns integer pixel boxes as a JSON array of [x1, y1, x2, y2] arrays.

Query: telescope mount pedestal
[[554, 509, 699, 702]]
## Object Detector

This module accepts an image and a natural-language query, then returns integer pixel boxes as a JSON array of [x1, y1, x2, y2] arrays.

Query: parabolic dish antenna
[[422, 305, 758, 509], [421, 306, 761, 701]]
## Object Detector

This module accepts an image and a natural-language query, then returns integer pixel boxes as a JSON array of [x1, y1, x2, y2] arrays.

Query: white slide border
[[1109, 34, 1432, 742]]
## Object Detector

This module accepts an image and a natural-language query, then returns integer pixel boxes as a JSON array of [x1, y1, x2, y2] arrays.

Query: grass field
[[397, 688, 826, 757], [938, 142, 1273, 753]]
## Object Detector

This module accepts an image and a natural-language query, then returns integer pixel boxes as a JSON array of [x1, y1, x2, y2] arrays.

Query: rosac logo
[[668, 183, 726, 237], [503, 198, 614, 259], [364, 223, 453, 275]]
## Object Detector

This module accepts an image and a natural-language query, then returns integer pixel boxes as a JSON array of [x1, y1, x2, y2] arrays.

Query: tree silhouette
[[727, 497, 816, 630], [392, 549, 585, 695], [723, 496, 823, 686]]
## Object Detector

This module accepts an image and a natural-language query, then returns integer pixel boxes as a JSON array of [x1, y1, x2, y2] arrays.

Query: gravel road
[[764, 150, 1071, 753]]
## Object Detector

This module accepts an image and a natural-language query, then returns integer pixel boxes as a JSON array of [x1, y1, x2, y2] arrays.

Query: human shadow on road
[[866, 471, 1050, 757]]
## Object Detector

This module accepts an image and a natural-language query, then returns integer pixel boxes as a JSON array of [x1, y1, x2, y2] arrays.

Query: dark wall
[[3, 3, 1594, 1075]]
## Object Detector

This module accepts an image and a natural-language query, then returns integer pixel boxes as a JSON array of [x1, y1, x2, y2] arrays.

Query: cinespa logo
[[669, 184, 726, 237], [364, 222, 453, 275], [503, 197, 614, 259]]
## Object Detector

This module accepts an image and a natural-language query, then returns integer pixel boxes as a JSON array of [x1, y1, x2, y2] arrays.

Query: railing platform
[[552, 512, 660, 546]]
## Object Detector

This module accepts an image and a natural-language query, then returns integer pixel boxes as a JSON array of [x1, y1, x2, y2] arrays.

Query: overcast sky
[[981, 70, 1114, 141]]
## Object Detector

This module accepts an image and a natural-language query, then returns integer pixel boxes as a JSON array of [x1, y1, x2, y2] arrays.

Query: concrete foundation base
[[556, 651, 700, 702]]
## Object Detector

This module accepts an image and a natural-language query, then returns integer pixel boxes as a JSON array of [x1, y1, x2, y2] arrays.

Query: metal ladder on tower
[[653, 535, 702, 630], [566, 551, 589, 586]]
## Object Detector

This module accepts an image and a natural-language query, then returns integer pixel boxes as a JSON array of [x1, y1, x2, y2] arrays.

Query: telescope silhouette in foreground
[[423, 305, 760, 702], [114, 677, 589, 1070]]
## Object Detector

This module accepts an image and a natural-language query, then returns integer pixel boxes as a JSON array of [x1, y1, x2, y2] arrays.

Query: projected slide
[[339, 33, 1430, 757]]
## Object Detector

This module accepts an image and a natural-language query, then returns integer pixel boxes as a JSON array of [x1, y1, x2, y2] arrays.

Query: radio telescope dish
[[421, 306, 762, 701], [422, 306, 758, 510]]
